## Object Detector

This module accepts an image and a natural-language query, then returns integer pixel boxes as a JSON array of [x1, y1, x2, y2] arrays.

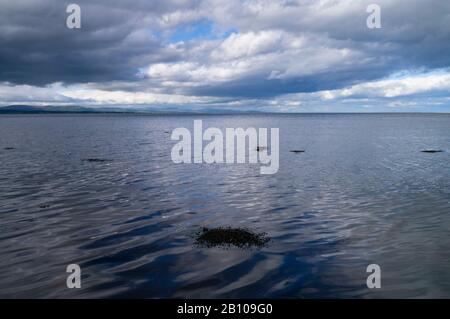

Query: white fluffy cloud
[[143, 30, 365, 87], [0, 82, 213, 106], [318, 72, 450, 99]]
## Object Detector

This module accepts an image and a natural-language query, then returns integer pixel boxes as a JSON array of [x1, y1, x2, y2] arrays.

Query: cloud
[[2, 70, 449, 113], [319, 72, 450, 99], [0, 0, 189, 85], [141, 30, 380, 98], [0, 82, 215, 106], [0, 0, 449, 111]]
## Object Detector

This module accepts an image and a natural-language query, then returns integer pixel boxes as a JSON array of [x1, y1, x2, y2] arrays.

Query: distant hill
[[0, 105, 265, 114], [0, 105, 100, 113]]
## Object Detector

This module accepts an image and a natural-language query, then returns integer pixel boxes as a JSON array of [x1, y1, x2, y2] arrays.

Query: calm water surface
[[0, 114, 449, 298]]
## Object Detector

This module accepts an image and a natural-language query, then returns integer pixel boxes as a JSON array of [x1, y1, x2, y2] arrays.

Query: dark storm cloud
[[0, 0, 192, 85]]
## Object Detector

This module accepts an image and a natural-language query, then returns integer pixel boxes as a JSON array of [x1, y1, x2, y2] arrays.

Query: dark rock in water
[[82, 158, 112, 163], [256, 146, 267, 152], [290, 150, 305, 153], [195, 227, 270, 248], [421, 150, 443, 153], [4, 147, 15, 150]]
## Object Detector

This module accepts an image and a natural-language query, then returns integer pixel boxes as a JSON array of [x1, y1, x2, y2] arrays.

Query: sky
[[0, 0, 449, 112]]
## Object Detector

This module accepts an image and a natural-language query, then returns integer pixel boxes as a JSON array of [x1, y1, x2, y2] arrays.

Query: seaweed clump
[[82, 158, 112, 163], [195, 227, 270, 248]]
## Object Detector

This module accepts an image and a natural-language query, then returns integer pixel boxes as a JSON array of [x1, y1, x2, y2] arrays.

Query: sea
[[0, 113, 449, 298]]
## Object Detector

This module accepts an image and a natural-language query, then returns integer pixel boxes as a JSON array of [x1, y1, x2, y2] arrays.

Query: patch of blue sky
[[168, 19, 237, 43], [388, 68, 450, 80]]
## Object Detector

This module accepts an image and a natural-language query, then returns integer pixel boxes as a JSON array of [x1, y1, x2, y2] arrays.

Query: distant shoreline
[[1, 111, 449, 115], [0, 106, 449, 116]]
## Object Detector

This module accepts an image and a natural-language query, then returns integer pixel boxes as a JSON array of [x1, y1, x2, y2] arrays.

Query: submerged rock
[[290, 150, 305, 153], [421, 150, 443, 153], [82, 158, 112, 163], [195, 227, 270, 248]]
